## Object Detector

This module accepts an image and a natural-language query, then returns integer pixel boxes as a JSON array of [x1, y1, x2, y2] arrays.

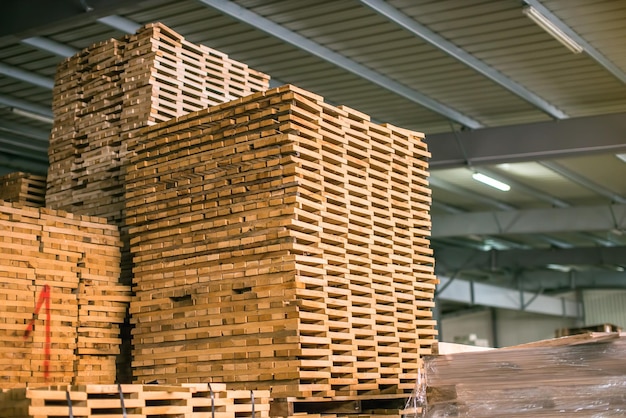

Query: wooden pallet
[[0, 202, 130, 389], [0, 384, 271, 418], [125, 85, 438, 397], [0, 172, 46, 208], [270, 394, 414, 418]]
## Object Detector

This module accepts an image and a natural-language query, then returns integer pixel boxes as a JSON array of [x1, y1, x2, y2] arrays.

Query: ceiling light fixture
[[11, 107, 54, 124], [523, 6, 584, 54], [472, 172, 511, 192], [616, 153, 626, 164], [546, 264, 571, 273]]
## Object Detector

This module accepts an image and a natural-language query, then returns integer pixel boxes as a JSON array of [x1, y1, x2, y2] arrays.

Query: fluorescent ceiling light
[[11, 107, 54, 124], [546, 264, 571, 273], [472, 172, 511, 192], [616, 153, 626, 163], [523, 6, 584, 54]]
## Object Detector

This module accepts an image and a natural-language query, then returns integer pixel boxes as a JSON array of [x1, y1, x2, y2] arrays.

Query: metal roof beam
[[0, 134, 48, 154], [0, 118, 50, 141], [0, 140, 48, 163], [21, 37, 78, 58], [359, 0, 567, 120], [437, 276, 580, 317], [434, 245, 626, 272], [476, 167, 569, 208], [522, 269, 626, 291], [197, 0, 482, 129], [0, 63, 54, 89], [0, 0, 147, 37], [427, 113, 626, 169], [474, 168, 612, 247], [0, 153, 47, 176], [432, 203, 626, 238], [0, 94, 54, 119], [523, 0, 626, 85], [539, 161, 626, 204], [97, 15, 141, 33], [429, 176, 516, 211]]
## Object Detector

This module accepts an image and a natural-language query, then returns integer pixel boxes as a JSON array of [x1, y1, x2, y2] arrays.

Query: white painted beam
[[432, 204, 626, 238], [428, 113, 626, 168], [437, 276, 580, 318], [197, 0, 482, 129], [359, 0, 568, 120]]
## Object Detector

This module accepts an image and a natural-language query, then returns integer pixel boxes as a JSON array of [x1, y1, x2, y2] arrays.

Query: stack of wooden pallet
[[46, 22, 270, 285], [125, 85, 437, 398], [0, 172, 46, 207], [270, 395, 415, 418], [0, 201, 130, 388], [420, 333, 626, 417], [0, 383, 270, 418]]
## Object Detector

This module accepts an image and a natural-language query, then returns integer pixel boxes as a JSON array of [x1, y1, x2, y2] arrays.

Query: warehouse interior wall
[[493, 309, 579, 347], [583, 290, 626, 329], [440, 309, 494, 347], [440, 308, 580, 348]]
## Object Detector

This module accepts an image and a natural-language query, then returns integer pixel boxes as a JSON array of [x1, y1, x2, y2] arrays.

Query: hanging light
[[11, 107, 54, 124], [523, 6, 584, 54], [472, 172, 511, 192]]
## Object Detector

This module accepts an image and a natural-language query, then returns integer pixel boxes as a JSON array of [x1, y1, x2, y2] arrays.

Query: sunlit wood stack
[[0, 201, 130, 389], [0, 383, 271, 418], [0, 172, 46, 207], [45, 22, 270, 284], [125, 85, 438, 398]]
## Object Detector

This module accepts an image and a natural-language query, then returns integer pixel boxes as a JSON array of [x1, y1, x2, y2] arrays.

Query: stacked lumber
[[0, 201, 130, 389], [420, 332, 626, 417], [46, 21, 269, 225], [46, 22, 270, 285], [125, 85, 438, 398], [270, 395, 415, 418], [0, 172, 46, 207], [555, 322, 622, 337], [0, 384, 270, 418]]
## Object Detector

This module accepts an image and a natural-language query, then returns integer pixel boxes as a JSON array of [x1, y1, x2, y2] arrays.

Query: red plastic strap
[[24, 284, 51, 379]]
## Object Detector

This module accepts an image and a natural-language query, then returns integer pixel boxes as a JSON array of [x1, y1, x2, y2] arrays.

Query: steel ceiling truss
[[436, 276, 581, 318], [432, 203, 626, 238], [359, 0, 568, 120], [522, 0, 626, 85], [0, 0, 624, 314], [427, 112, 626, 168], [435, 245, 626, 272], [197, 0, 483, 129]]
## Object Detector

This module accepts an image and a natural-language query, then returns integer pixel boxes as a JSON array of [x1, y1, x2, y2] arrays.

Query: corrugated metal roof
[[1, 0, 625, 296]]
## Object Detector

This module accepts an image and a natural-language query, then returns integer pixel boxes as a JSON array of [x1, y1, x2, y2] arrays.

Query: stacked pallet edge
[[0, 384, 270, 418], [125, 84, 437, 397], [0, 172, 46, 208], [1, 22, 436, 418], [0, 201, 130, 388]]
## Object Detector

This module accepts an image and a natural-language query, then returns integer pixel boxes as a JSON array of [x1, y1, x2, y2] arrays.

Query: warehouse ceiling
[[0, 0, 625, 314]]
